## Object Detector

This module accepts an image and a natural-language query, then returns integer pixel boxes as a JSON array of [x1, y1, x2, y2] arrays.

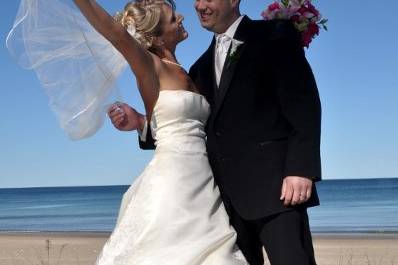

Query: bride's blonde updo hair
[[114, 0, 176, 50]]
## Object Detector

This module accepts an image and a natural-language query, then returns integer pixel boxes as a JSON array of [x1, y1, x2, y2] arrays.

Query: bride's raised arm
[[73, 0, 159, 100]]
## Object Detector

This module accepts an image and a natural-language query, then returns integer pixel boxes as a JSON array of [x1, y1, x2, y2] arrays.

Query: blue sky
[[1, 1, 398, 188]]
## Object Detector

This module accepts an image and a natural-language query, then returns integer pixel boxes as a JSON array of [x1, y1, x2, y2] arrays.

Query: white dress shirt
[[214, 16, 244, 86]]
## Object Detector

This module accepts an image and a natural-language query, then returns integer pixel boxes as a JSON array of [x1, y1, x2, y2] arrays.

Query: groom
[[110, 0, 321, 264]]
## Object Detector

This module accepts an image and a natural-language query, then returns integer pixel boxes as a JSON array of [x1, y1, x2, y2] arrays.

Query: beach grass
[[9, 239, 82, 265]]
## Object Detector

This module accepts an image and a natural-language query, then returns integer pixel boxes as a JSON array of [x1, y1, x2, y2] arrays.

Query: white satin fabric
[[96, 90, 247, 265]]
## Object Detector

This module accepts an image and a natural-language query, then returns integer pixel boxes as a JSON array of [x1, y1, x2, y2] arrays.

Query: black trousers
[[225, 200, 317, 265]]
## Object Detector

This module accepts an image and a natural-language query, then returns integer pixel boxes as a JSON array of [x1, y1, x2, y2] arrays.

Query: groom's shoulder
[[188, 48, 208, 77], [250, 19, 299, 42], [189, 51, 206, 74], [189, 40, 214, 74]]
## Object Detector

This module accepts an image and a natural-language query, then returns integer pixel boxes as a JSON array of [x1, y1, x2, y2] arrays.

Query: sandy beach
[[0, 232, 397, 265]]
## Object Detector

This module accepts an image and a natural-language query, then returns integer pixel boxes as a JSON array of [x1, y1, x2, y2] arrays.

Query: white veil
[[6, 0, 128, 140]]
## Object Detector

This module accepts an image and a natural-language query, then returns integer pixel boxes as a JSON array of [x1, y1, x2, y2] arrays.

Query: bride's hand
[[107, 102, 145, 132]]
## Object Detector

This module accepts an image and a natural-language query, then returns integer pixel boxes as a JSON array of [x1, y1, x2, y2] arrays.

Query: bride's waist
[[154, 135, 207, 154]]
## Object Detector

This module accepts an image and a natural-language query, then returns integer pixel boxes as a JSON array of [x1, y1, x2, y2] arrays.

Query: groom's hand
[[107, 102, 145, 132], [280, 176, 313, 206]]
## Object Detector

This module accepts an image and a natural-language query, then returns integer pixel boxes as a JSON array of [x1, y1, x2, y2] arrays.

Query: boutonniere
[[228, 39, 244, 66]]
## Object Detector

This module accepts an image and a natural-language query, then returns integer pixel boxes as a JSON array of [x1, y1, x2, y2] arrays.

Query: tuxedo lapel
[[213, 42, 246, 113], [197, 38, 217, 106], [212, 16, 252, 121]]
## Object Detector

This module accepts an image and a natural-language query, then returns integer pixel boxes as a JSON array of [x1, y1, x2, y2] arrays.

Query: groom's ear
[[230, 0, 241, 9]]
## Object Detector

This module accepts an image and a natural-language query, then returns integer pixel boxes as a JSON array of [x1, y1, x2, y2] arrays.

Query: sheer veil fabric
[[6, 0, 128, 139]]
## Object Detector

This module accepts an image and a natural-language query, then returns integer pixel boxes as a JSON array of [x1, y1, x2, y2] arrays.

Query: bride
[[69, 0, 247, 264]]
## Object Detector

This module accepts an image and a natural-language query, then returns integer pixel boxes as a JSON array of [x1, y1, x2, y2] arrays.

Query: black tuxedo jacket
[[139, 17, 321, 219]]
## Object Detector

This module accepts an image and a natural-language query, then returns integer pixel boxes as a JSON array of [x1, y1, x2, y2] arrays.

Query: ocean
[[0, 178, 397, 233]]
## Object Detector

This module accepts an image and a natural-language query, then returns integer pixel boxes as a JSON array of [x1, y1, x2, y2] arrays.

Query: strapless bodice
[[150, 90, 210, 148]]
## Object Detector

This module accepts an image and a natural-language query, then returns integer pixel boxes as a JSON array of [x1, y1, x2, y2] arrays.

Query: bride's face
[[159, 4, 188, 50]]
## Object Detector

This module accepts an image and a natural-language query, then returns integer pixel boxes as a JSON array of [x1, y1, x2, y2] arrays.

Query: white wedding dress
[[95, 90, 248, 265]]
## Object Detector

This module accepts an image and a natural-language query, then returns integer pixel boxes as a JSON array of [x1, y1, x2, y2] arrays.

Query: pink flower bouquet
[[261, 0, 328, 48]]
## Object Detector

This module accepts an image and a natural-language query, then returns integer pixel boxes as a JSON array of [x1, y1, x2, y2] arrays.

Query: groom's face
[[194, 0, 239, 34]]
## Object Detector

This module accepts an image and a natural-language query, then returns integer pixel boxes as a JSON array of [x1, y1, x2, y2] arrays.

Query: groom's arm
[[268, 20, 322, 182], [264, 20, 321, 206], [138, 118, 156, 150]]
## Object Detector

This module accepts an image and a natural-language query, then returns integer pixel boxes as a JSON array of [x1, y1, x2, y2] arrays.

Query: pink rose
[[261, 10, 276, 20], [308, 22, 319, 35], [301, 23, 319, 47], [307, 2, 320, 16], [302, 31, 313, 48], [291, 14, 300, 22], [289, 0, 302, 8], [281, 6, 300, 19], [268, 2, 281, 12], [297, 6, 308, 15]]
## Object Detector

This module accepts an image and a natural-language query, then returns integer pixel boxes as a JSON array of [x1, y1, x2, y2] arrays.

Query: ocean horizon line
[[1, 229, 397, 235], [1, 176, 397, 190]]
